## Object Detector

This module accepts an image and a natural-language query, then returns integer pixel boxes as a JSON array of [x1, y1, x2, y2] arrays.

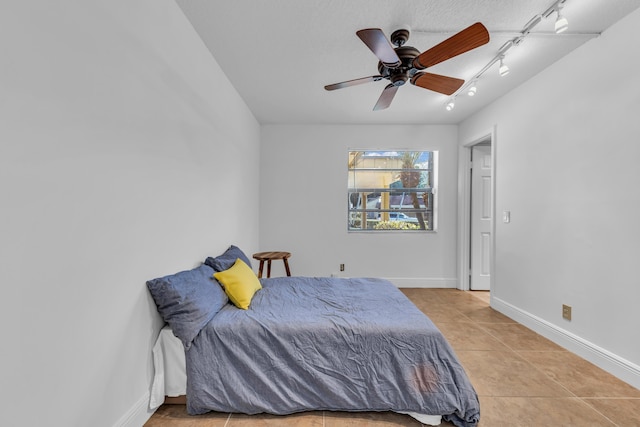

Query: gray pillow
[[147, 264, 227, 349], [205, 245, 252, 272]]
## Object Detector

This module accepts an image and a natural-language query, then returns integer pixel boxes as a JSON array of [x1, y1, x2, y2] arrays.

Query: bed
[[147, 246, 480, 427]]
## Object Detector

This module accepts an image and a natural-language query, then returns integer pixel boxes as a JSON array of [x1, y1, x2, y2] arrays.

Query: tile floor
[[145, 289, 640, 427]]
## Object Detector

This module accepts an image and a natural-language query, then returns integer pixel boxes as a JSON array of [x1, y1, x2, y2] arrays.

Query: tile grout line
[[575, 398, 621, 427]]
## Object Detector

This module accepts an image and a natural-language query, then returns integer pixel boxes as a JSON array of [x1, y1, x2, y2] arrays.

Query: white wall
[[460, 8, 640, 388], [260, 125, 458, 287], [0, 1, 260, 426]]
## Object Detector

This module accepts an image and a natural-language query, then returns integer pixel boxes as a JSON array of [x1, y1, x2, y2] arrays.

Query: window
[[348, 150, 436, 232]]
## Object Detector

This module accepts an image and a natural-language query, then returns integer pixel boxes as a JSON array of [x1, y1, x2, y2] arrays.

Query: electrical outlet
[[339, 264, 345, 272], [562, 304, 572, 321]]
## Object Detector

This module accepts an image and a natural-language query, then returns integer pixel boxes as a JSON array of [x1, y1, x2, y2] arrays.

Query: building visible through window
[[348, 151, 436, 232]]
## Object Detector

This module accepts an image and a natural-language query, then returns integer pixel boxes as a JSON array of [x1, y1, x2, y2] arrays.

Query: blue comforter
[[186, 277, 480, 427]]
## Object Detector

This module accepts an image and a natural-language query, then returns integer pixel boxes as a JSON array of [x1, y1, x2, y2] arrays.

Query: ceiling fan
[[324, 23, 490, 110]]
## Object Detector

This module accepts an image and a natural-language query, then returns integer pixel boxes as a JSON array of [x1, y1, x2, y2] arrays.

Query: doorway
[[458, 128, 495, 292]]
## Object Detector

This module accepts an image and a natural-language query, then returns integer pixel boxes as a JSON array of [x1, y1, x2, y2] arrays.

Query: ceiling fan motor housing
[[378, 44, 420, 86]]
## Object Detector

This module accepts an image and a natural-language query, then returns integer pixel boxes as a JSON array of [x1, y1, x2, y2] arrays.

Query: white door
[[470, 144, 492, 290]]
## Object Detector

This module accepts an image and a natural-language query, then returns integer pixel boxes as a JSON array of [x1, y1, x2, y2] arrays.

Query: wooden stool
[[252, 251, 291, 278]]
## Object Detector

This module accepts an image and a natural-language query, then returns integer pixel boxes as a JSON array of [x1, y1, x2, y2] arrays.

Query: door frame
[[457, 126, 497, 292]]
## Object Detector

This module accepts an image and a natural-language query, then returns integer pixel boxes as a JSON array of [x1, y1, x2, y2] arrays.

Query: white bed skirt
[[150, 326, 187, 409]]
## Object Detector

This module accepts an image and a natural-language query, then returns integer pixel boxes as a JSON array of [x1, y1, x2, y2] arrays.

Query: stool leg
[[267, 260, 272, 278], [257, 260, 265, 278], [283, 258, 291, 276]]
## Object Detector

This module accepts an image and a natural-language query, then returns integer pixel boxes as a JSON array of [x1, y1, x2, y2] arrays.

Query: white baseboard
[[492, 297, 640, 390], [384, 277, 458, 288], [113, 391, 154, 427]]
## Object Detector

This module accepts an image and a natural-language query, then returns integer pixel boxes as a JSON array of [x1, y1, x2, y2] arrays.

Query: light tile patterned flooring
[[145, 289, 640, 427]]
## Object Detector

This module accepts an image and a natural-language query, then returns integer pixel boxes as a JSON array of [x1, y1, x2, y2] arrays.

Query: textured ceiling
[[176, 0, 640, 125]]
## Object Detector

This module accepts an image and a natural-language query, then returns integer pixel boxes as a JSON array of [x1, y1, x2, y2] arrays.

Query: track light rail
[[445, 0, 596, 111]]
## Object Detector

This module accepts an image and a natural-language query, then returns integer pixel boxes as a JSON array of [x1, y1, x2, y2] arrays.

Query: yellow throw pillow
[[213, 258, 262, 310]]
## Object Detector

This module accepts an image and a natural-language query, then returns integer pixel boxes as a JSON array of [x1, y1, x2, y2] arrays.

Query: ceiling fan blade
[[373, 84, 399, 111], [356, 29, 402, 67], [413, 22, 490, 69], [411, 72, 464, 95], [324, 75, 383, 91]]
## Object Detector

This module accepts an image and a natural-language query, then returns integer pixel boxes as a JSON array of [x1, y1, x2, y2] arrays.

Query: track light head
[[555, 12, 568, 33], [467, 83, 477, 96], [553, 2, 569, 34], [445, 100, 455, 111], [499, 57, 510, 76]]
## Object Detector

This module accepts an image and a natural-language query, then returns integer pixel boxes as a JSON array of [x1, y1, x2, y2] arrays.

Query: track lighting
[[443, 0, 582, 110], [445, 99, 455, 111], [498, 57, 509, 76], [467, 82, 477, 96], [555, 9, 569, 33]]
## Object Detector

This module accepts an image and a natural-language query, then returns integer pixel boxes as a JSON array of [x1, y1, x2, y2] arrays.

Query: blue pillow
[[205, 245, 252, 272], [147, 264, 227, 349]]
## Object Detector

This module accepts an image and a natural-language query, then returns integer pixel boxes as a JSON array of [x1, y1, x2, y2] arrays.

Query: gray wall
[[259, 124, 459, 287], [459, 7, 640, 388], [0, 1, 260, 426]]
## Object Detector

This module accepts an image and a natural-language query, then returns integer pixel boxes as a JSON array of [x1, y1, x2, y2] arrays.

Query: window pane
[[348, 151, 435, 232]]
